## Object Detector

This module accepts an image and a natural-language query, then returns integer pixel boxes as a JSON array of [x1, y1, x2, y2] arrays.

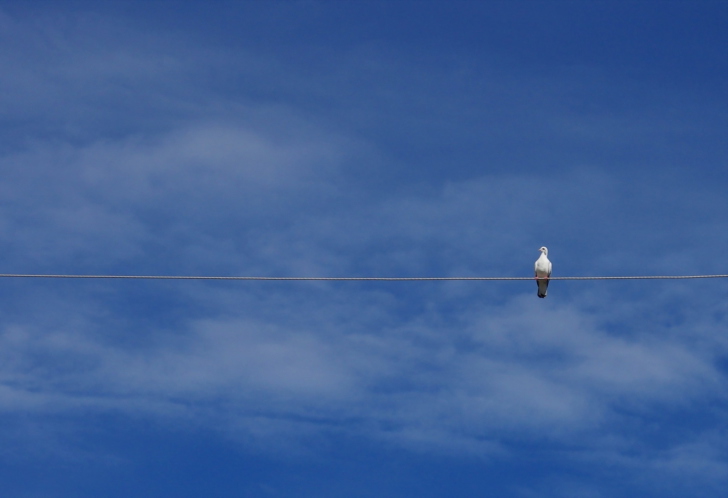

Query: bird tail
[[537, 279, 549, 298]]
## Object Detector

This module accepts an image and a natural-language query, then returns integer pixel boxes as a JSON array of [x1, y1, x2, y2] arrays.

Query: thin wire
[[0, 274, 726, 281]]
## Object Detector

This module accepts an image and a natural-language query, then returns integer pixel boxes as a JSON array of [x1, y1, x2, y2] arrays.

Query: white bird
[[534, 246, 552, 298]]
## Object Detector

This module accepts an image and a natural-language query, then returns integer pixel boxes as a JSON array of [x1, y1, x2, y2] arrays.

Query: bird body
[[534, 247, 552, 298]]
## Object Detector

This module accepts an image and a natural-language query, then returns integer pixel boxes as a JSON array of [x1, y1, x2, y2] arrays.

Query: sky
[[0, 1, 727, 496]]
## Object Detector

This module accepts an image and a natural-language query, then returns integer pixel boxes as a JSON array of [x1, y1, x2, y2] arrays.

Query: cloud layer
[[0, 4, 726, 497]]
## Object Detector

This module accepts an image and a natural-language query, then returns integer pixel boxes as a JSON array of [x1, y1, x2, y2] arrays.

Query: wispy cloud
[[0, 4, 726, 496]]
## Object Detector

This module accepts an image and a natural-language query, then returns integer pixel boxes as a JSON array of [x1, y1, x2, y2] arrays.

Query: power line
[[0, 274, 726, 281]]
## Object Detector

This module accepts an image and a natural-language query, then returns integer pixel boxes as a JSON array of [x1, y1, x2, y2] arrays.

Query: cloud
[[1, 112, 724, 453], [1, 275, 724, 452], [0, 116, 357, 275], [0, 6, 725, 495]]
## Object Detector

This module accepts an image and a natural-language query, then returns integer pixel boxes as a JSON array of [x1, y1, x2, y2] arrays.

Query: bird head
[[539, 247, 548, 256]]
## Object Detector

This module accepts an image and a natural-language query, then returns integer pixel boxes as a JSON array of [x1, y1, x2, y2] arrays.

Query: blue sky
[[1, 1, 727, 496]]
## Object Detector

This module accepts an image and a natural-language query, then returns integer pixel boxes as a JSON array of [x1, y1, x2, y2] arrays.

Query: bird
[[534, 246, 552, 298]]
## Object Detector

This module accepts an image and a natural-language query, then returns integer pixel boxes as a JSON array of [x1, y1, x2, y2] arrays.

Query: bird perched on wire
[[534, 246, 552, 298]]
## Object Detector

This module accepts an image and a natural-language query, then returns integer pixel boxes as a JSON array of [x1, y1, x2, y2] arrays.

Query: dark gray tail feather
[[537, 279, 549, 298]]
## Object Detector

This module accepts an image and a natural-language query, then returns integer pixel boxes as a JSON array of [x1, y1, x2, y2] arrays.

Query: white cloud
[[0, 8, 725, 493], [1, 278, 724, 458]]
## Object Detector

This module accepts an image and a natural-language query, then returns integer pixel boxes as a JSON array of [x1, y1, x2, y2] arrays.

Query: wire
[[0, 274, 726, 281]]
